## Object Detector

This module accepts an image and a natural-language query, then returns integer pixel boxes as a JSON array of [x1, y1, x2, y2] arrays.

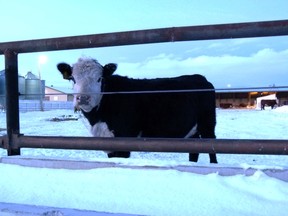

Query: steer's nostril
[[77, 95, 90, 105]]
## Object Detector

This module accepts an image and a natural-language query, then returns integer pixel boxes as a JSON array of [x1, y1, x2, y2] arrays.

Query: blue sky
[[1, 0, 288, 89]]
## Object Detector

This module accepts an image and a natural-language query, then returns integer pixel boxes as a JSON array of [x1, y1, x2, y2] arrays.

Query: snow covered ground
[[0, 107, 288, 215]]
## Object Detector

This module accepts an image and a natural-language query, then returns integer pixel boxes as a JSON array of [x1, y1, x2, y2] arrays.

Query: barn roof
[[216, 86, 288, 93], [45, 85, 74, 94]]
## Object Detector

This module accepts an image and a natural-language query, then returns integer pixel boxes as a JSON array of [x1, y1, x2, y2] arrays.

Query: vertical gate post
[[4, 49, 20, 155]]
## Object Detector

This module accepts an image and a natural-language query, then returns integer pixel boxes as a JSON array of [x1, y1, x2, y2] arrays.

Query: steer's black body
[[57, 58, 217, 163]]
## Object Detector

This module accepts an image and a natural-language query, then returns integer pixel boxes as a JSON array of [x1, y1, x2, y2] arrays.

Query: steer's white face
[[72, 58, 103, 112]]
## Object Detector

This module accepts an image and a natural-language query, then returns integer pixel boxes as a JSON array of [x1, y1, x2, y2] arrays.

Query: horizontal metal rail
[[1, 135, 288, 155], [1, 20, 288, 54]]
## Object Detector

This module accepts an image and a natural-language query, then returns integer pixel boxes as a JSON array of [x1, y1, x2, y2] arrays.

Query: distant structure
[[255, 94, 278, 110], [0, 70, 45, 108], [0, 70, 5, 108], [45, 85, 74, 102], [24, 71, 45, 100], [216, 89, 288, 109]]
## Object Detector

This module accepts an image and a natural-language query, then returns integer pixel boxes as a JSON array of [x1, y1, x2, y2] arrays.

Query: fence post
[[4, 49, 20, 155]]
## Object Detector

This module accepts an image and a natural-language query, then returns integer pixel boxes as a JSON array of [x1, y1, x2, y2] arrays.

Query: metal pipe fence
[[1, 19, 288, 156], [1, 136, 288, 155], [1, 20, 288, 54]]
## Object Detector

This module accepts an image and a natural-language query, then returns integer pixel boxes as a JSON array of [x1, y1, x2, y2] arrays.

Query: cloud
[[10, 47, 286, 90], [116, 48, 288, 88]]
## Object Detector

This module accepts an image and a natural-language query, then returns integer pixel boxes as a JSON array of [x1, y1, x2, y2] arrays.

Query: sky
[[0, 0, 288, 89]]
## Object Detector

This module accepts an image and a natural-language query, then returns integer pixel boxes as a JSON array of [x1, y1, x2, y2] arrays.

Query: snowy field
[[1, 107, 288, 166], [0, 107, 288, 215]]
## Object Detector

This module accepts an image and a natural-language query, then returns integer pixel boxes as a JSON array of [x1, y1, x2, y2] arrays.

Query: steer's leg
[[108, 151, 131, 158], [196, 88, 218, 164], [200, 130, 218, 163], [187, 129, 217, 163], [90, 122, 131, 159], [198, 120, 218, 164], [189, 132, 200, 163], [209, 153, 218, 163], [189, 154, 199, 162]]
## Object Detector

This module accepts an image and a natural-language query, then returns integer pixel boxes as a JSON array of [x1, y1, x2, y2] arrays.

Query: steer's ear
[[57, 63, 73, 80], [103, 63, 117, 78]]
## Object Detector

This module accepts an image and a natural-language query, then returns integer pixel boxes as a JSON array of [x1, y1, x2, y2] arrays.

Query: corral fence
[[1, 20, 288, 156], [18, 100, 74, 112]]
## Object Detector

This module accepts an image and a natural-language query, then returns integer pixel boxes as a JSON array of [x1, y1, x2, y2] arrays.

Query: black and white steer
[[57, 58, 217, 163]]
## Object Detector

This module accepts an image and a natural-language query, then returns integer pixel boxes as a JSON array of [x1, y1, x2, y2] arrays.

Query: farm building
[[276, 91, 288, 105], [45, 86, 74, 102], [215, 89, 288, 108], [255, 94, 277, 110]]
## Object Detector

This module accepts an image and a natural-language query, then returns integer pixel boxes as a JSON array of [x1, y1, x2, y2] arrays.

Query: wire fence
[[1, 85, 288, 98], [0, 84, 287, 112], [18, 100, 73, 112]]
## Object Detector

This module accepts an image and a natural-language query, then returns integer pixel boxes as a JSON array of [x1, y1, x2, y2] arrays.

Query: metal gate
[[1, 20, 288, 156]]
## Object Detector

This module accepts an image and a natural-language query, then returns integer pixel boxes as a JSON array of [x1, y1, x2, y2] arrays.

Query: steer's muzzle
[[76, 95, 90, 105]]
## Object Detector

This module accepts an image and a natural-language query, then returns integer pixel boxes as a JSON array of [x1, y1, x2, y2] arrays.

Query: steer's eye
[[97, 77, 102, 82]]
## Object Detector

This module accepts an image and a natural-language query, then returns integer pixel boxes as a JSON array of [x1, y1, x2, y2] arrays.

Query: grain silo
[[25, 72, 42, 100], [18, 75, 26, 99], [0, 70, 5, 107], [0, 70, 4, 94], [0, 70, 27, 103]]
